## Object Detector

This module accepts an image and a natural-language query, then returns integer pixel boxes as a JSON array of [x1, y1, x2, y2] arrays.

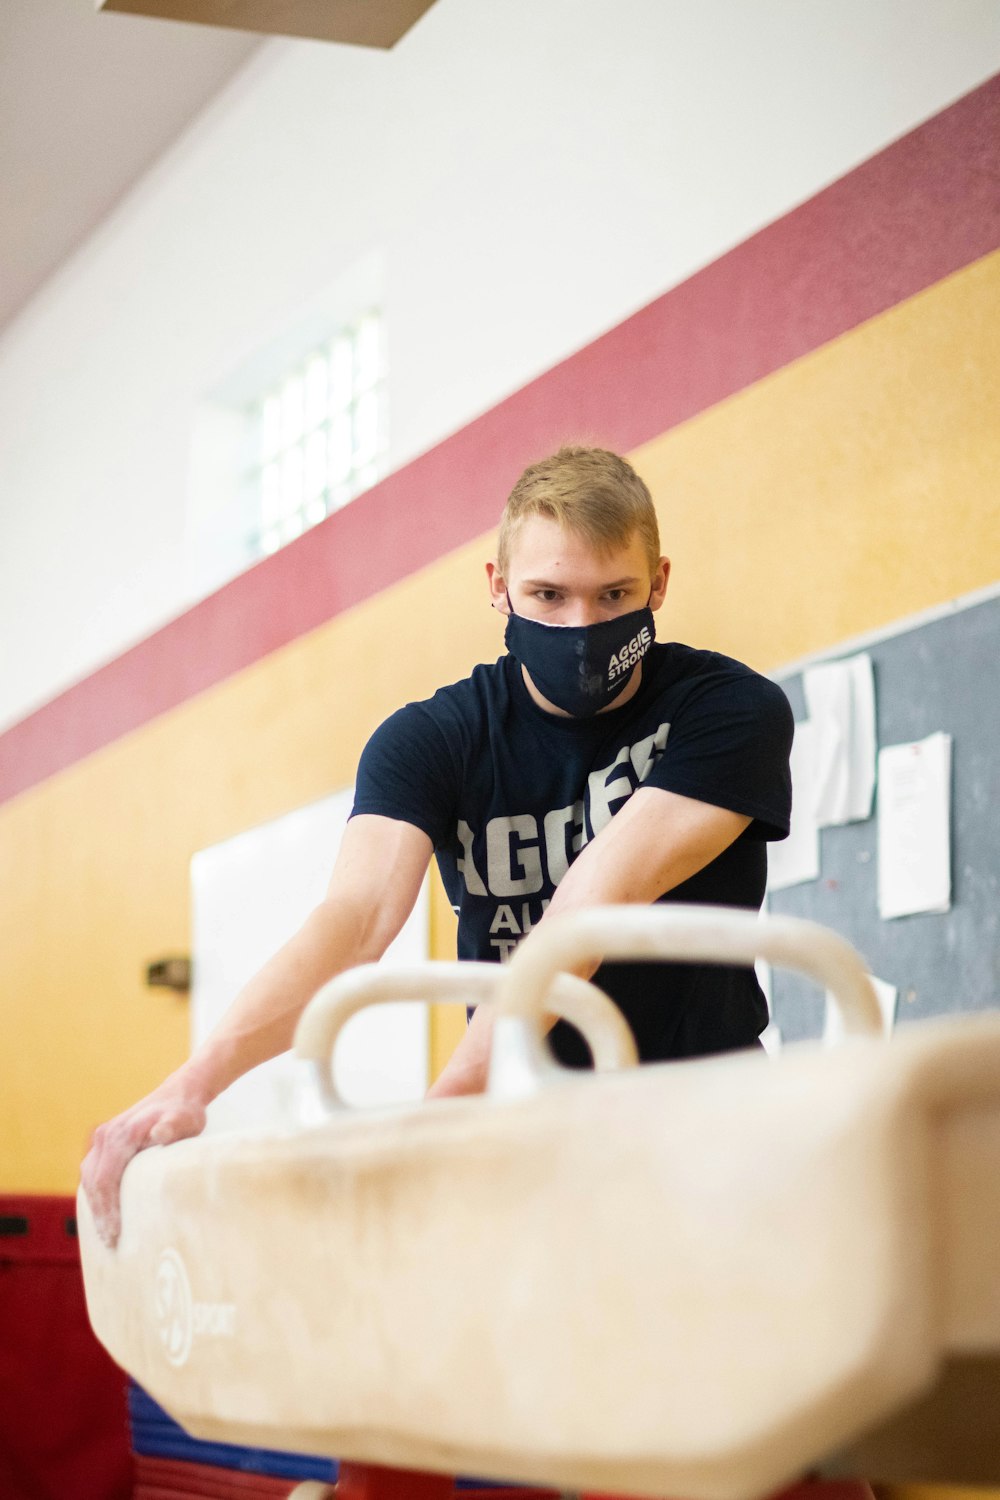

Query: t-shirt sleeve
[[351, 702, 459, 848], [644, 671, 794, 840]]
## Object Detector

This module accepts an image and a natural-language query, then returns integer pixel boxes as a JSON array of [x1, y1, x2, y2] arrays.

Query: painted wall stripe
[[1, 72, 998, 807]]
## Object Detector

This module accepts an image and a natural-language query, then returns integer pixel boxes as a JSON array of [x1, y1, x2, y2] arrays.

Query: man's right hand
[[80, 1073, 209, 1250], [79, 819, 434, 1250]]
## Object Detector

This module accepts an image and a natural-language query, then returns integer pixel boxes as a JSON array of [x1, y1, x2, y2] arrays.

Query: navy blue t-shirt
[[352, 642, 793, 1065]]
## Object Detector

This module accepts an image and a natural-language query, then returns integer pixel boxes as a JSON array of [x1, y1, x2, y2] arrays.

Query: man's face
[[487, 515, 669, 626]]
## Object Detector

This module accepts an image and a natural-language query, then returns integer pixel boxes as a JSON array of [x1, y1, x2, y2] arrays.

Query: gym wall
[[5, 0, 1000, 737], [1, 75, 998, 1195]]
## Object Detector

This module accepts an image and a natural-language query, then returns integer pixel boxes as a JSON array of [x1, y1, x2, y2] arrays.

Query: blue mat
[[128, 1382, 338, 1481], [130, 1382, 534, 1489]]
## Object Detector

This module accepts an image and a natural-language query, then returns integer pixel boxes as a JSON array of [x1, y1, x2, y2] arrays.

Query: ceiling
[[0, 0, 263, 337], [100, 0, 438, 51]]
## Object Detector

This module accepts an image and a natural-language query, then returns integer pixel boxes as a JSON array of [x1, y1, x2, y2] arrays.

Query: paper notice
[[767, 719, 820, 891], [877, 732, 952, 920], [803, 653, 876, 826]]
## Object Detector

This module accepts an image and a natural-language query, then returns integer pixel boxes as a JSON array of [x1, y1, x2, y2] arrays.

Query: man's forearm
[[184, 894, 382, 1105]]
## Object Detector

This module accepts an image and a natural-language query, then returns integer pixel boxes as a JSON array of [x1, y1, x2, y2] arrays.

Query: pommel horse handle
[[488, 905, 885, 1098], [295, 961, 638, 1111]]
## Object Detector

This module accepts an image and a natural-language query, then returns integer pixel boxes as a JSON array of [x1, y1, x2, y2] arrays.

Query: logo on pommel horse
[[154, 1247, 236, 1367], [155, 1248, 194, 1366]]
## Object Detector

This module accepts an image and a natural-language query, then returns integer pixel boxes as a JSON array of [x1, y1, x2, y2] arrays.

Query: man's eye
[[535, 590, 561, 603], [604, 589, 628, 602]]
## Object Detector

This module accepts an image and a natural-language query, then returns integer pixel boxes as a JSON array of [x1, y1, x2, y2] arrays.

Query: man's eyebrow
[[522, 575, 643, 589]]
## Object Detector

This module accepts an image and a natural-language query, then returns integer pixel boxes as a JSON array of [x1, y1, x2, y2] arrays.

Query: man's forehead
[[505, 514, 646, 573]]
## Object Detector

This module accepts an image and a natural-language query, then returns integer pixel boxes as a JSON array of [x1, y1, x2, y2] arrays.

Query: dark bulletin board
[[766, 589, 1000, 1043]]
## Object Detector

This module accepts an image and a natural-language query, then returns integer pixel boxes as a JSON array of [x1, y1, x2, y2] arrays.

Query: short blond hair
[[497, 446, 660, 576]]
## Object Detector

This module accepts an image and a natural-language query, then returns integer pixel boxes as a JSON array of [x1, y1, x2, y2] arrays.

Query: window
[[185, 256, 386, 605], [250, 310, 386, 558]]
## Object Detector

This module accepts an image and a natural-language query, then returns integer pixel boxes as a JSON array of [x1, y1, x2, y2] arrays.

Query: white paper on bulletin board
[[877, 732, 952, 921], [802, 652, 877, 827], [190, 788, 429, 1133], [767, 718, 821, 892]]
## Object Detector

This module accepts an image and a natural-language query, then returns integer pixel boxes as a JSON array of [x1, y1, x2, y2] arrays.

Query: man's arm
[[81, 815, 432, 1246], [427, 788, 751, 1099]]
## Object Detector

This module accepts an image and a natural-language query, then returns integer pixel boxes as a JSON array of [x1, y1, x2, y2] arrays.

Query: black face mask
[[504, 599, 655, 716]]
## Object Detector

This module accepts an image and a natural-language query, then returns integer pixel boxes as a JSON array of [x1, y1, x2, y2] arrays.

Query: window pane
[[305, 497, 327, 528], [305, 428, 327, 500], [261, 527, 282, 556], [304, 356, 328, 431], [354, 390, 378, 469], [329, 337, 354, 412], [355, 314, 381, 392], [281, 444, 304, 517], [261, 463, 281, 528], [261, 397, 282, 462], [282, 376, 304, 448], [329, 413, 353, 484]]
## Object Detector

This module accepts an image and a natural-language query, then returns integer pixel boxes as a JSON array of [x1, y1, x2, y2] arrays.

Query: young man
[[81, 446, 793, 1246]]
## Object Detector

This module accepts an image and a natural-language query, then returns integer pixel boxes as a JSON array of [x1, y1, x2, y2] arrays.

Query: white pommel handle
[[489, 904, 885, 1098], [295, 960, 638, 1112]]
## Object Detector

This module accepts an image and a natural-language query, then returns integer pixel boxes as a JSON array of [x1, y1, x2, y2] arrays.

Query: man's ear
[[650, 556, 671, 611], [486, 560, 510, 614]]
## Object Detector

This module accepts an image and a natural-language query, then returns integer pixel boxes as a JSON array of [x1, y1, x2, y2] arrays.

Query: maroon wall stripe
[[2, 72, 998, 806]]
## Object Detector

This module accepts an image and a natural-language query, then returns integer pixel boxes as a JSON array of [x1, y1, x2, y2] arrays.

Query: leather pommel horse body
[[78, 907, 1000, 1498]]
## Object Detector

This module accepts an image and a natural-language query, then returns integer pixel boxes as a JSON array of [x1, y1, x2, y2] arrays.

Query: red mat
[[0, 1194, 132, 1500]]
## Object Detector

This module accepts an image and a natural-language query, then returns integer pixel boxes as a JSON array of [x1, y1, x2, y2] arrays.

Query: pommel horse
[[78, 906, 1000, 1498]]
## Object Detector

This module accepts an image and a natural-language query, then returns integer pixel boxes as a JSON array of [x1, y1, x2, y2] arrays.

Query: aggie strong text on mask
[[608, 625, 652, 683]]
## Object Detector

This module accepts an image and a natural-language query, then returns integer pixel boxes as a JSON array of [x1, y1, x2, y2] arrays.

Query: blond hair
[[497, 447, 660, 576]]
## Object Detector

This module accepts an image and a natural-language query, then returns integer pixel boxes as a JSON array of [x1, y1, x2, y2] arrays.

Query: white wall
[[191, 788, 430, 1131], [2, 0, 999, 732]]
